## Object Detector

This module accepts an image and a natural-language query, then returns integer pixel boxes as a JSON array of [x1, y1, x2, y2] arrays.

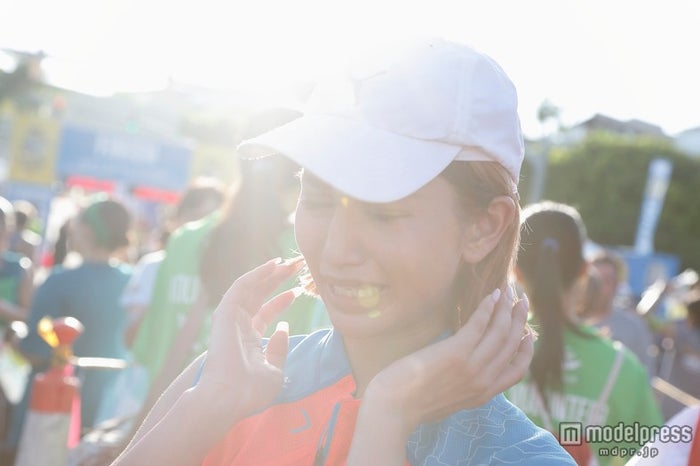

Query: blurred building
[[561, 113, 669, 145]]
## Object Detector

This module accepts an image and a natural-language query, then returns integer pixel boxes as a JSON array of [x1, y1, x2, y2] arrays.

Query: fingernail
[[283, 256, 305, 266], [491, 288, 501, 302], [275, 321, 289, 333], [522, 293, 530, 309]]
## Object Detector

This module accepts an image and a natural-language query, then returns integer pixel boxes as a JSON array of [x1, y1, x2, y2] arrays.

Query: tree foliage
[[521, 131, 700, 271]]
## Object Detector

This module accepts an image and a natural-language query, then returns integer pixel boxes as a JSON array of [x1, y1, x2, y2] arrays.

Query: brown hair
[[199, 159, 296, 307], [440, 161, 521, 327], [517, 201, 589, 394]]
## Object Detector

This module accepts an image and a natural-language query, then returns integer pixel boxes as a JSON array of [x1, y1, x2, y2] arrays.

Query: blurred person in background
[[82, 145, 330, 465], [128, 108, 330, 424], [646, 288, 700, 420], [51, 218, 73, 268], [507, 201, 662, 465], [0, 197, 34, 460], [120, 177, 227, 346], [130, 157, 329, 423], [584, 250, 657, 377], [0, 197, 33, 324], [7, 200, 42, 265], [8, 196, 134, 458]]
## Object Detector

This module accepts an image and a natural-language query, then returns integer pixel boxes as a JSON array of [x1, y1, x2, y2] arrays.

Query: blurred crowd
[[0, 154, 331, 466], [0, 163, 695, 466]]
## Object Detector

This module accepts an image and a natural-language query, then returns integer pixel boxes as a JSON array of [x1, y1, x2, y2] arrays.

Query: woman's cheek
[[294, 210, 323, 261]]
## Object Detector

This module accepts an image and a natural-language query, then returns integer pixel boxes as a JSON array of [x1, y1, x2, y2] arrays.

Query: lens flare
[[357, 285, 380, 308]]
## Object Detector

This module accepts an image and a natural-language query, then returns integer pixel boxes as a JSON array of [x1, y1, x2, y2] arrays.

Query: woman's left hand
[[361, 286, 533, 438]]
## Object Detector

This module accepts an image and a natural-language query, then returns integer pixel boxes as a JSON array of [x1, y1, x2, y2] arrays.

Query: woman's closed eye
[[364, 207, 410, 223], [299, 195, 335, 211]]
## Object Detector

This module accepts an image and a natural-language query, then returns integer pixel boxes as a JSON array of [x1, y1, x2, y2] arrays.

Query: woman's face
[[295, 172, 469, 340]]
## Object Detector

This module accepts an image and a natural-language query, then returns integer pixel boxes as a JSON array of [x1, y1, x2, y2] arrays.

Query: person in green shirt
[[506, 201, 663, 466], [131, 158, 329, 422], [130, 214, 215, 383]]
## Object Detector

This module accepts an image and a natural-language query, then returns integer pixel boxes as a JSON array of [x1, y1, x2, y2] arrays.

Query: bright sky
[[3, 0, 699, 138]]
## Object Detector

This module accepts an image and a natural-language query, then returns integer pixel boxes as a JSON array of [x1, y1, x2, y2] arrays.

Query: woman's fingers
[[493, 329, 535, 393], [455, 288, 502, 354], [265, 321, 290, 370], [483, 294, 530, 377], [215, 257, 303, 328], [368, 285, 532, 428], [252, 289, 298, 335], [468, 286, 515, 366], [223, 257, 304, 317]]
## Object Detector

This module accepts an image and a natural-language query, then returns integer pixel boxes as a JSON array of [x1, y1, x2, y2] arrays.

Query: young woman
[[506, 201, 662, 465], [114, 38, 573, 465]]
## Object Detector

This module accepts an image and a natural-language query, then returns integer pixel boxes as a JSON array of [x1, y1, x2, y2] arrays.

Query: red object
[[51, 317, 84, 347], [689, 409, 700, 466], [65, 175, 116, 193], [30, 366, 79, 413], [132, 185, 181, 204], [29, 317, 84, 447]]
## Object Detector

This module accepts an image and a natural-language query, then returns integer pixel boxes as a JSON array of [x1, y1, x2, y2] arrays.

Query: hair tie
[[540, 237, 560, 252]]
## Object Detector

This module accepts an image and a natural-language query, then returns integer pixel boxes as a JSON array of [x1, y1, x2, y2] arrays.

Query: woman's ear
[[461, 196, 516, 263]]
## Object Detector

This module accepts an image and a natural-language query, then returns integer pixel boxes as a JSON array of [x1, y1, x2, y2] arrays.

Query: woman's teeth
[[332, 284, 381, 307]]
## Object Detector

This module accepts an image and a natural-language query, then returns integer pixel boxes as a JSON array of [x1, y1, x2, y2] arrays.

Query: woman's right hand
[[112, 258, 304, 466], [195, 257, 303, 420]]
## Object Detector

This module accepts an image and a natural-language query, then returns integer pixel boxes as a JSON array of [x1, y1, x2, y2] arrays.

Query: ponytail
[[530, 238, 566, 394], [517, 202, 587, 399]]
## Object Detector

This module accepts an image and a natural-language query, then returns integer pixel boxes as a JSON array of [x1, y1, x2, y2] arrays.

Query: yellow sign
[[8, 114, 60, 185]]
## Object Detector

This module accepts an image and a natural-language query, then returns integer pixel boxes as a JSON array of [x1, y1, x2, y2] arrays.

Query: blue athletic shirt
[[202, 328, 574, 465]]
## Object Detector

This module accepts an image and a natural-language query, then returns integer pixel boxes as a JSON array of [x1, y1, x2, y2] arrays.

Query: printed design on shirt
[[562, 345, 582, 384], [408, 396, 571, 464], [291, 408, 312, 434], [168, 273, 199, 306]]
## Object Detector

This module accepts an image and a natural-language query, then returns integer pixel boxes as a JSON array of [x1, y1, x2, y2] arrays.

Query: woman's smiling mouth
[[325, 281, 385, 309]]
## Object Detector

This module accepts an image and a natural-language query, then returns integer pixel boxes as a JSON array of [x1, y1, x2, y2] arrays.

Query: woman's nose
[[321, 200, 366, 267]]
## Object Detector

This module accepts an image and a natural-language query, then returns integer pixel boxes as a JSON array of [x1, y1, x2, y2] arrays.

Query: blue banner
[[57, 125, 192, 191]]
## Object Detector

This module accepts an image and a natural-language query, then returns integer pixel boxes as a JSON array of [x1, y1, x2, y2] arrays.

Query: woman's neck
[[342, 318, 450, 398]]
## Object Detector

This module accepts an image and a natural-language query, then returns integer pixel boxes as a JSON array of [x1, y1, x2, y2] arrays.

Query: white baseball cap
[[237, 38, 524, 203]]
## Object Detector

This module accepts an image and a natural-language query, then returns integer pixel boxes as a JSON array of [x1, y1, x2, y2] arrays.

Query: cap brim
[[237, 114, 461, 203]]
